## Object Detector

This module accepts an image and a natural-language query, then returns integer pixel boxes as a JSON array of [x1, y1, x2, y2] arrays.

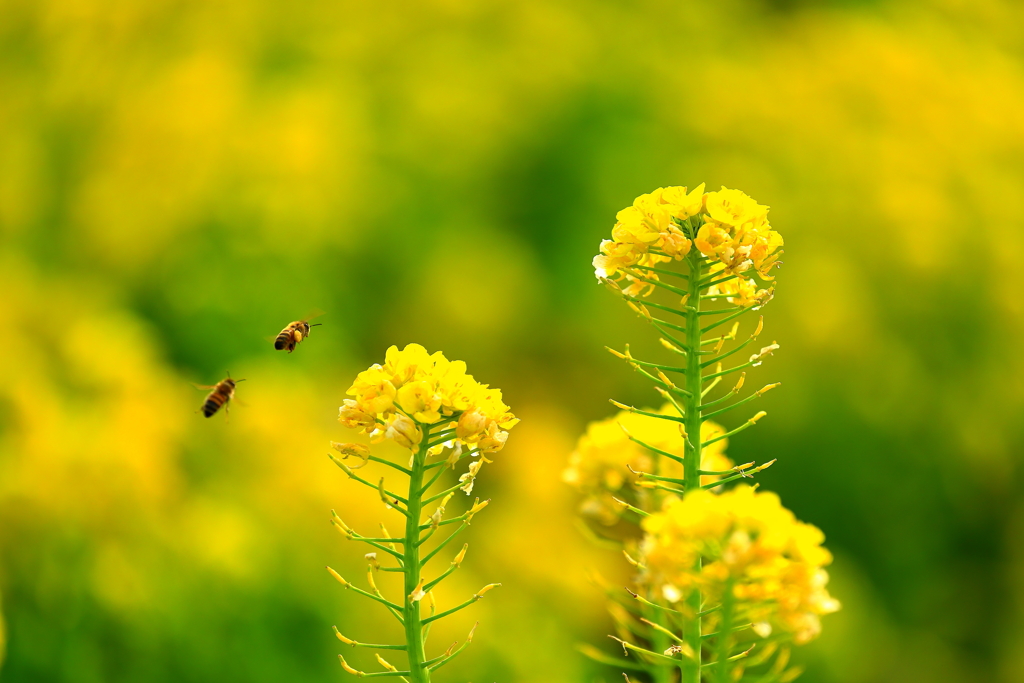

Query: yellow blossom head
[[640, 487, 839, 644], [340, 343, 518, 451], [563, 405, 733, 524], [703, 187, 768, 227], [594, 184, 784, 291]]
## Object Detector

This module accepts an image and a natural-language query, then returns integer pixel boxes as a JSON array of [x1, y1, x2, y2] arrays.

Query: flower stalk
[[679, 250, 704, 682], [402, 434, 431, 682], [569, 184, 839, 682], [329, 344, 517, 682]]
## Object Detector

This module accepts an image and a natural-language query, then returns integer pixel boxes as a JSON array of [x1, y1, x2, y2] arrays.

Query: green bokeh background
[[2, 0, 1023, 681]]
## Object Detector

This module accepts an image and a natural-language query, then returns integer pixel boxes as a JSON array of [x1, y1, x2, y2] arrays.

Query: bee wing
[[300, 308, 326, 322], [265, 333, 282, 343], [192, 383, 217, 390]]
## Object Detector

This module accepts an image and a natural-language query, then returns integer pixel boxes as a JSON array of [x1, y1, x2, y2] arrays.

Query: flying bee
[[195, 374, 245, 418], [274, 310, 324, 353]]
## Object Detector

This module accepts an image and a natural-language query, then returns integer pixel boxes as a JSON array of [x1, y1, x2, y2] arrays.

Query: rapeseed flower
[[329, 344, 515, 679], [594, 185, 784, 289], [340, 343, 518, 453], [579, 184, 833, 681], [641, 487, 840, 644], [705, 264, 775, 308], [563, 405, 733, 524]]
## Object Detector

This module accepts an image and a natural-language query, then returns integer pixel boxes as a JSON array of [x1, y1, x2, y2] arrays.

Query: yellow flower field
[[1, 0, 1023, 681]]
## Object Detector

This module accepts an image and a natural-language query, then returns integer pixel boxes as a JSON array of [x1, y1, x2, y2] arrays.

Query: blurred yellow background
[[2, 0, 1023, 681]]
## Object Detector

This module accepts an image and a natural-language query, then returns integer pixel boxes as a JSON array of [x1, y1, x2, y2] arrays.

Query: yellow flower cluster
[[338, 344, 518, 452], [593, 185, 783, 296], [705, 264, 775, 308], [696, 188, 783, 278], [641, 487, 840, 644], [562, 405, 733, 524]]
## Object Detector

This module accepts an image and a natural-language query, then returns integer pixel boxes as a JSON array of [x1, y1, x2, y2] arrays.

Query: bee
[[274, 310, 324, 353], [195, 374, 245, 418]]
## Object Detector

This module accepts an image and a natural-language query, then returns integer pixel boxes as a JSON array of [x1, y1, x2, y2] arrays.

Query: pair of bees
[[198, 313, 323, 418]]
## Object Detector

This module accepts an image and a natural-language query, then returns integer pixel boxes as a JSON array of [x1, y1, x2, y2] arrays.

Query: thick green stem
[[403, 433, 432, 683], [681, 248, 705, 683]]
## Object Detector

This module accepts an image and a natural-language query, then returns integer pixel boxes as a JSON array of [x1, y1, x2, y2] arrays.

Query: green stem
[[648, 599, 674, 683], [421, 521, 469, 565], [681, 248, 705, 683], [648, 402, 675, 683], [713, 579, 736, 683], [403, 431, 432, 683]]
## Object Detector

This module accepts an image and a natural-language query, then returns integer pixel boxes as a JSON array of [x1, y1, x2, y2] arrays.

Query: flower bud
[[660, 338, 683, 353], [332, 626, 355, 645], [326, 566, 349, 587], [338, 655, 361, 675], [338, 399, 375, 431], [474, 583, 501, 598], [376, 654, 398, 672], [456, 408, 489, 441], [626, 301, 653, 320], [606, 346, 630, 360], [385, 414, 422, 449], [478, 426, 508, 454], [330, 520, 353, 540], [467, 498, 490, 521], [330, 510, 352, 532]]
